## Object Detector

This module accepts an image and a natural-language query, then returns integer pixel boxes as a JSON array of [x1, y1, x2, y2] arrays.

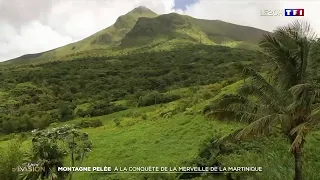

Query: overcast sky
[[0, 0, 319, 62]]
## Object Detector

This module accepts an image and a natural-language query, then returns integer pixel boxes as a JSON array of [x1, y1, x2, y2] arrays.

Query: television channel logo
[[284, 9, 304, 16]]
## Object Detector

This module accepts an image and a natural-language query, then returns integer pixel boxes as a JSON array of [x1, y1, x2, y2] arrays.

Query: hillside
[[1, 80, 319, 180], [3, 7, 269, 65], [4, 6, 158, 64], [0, 44, 265, 134], [0, 43, 275, 180], [120, 13, 210, 47], [0, 5, 320, 180], [121, 13, 270, 48]]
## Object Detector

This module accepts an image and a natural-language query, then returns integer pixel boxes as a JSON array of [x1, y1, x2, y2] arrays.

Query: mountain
[[4, 6, 269, 64], [4, 6, 157, 64], [89, 6, 157, 46], [120, 13, 270, 48]]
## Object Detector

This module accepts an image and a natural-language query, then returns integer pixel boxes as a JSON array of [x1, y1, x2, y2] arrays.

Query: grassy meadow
[[1, 81, 319, 180]]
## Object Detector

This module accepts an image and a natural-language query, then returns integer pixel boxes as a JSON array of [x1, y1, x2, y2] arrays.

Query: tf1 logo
[[285, 9, 304, 16]]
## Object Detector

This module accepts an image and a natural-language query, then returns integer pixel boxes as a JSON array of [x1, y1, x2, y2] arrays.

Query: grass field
[[0, 81, 319, 180]]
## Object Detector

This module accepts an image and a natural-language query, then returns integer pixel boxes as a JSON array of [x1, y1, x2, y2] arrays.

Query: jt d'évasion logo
[[12, 163, 45, 172]]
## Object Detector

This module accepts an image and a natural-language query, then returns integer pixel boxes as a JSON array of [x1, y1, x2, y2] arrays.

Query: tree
[[20, 125, 92, 180], [204, 20, 320, 180], [57, 126, 92, 180], [20, 129, 68, 180], [58, 103, 74, 121]]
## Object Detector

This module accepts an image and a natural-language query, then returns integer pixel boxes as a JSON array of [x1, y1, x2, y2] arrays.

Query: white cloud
[[47, 0, 175, 41], [0, 0, 319, 62], [0, 21, 72, 61], [0, 0, 175, 61], [182, 0, 320, 33]]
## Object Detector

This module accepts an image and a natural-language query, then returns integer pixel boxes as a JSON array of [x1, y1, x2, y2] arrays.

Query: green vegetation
[[19, 126, 92, 180], [204, 21, 320, 180], [0, 6, 319, 180], [3, 7, 268, 65], [0, 45, 263, 135], [0, 140, 24, 180], [75, 119, 103, 129]]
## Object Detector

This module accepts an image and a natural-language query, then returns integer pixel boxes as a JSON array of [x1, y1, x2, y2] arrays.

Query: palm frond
[[235, 114, 279, 139], [259, 34, 297, 88], [240, 67, 287, 103], [204, 94, 261, 123], [208, 94, 257, 110], [215, 128, 243, 145], [205, 108, 261, 123], [275, 20, 316, 46], [290, 123, 308, 152], [214, 114, 280, 145], [279, 21, 317, 83], [278, 114, 293, 135], [242, 67, 278, 93], [306, 106, 320, 125], [260, 20, 317, 88], [289, 83, 314, 98], [308, 41, 320, 80], [238, 84, 284, 114], [288, 83, 317, 116]]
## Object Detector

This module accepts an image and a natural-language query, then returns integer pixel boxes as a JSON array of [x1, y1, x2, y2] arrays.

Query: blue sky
[[174, 0, 199, 10]]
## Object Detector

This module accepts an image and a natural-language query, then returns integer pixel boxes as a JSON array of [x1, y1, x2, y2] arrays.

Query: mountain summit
[[4, 6, 270, 64], [131, 6, 156, 14]]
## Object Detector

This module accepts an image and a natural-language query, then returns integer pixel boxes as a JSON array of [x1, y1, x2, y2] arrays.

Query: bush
[[58, 103, 74, 121], [141, 114, 148, 120], [132, 91, 181, 107], [77, 101, 127, 118], [198, 89, 214, 100], [176, 98, 193, 112], [0, 140, 24, 180], [128, 112, 142, 118], [113, 118, 121, 126], [32, 114, 50, 130], [75, 119, 103, 129], [207, 83, 223, 91]]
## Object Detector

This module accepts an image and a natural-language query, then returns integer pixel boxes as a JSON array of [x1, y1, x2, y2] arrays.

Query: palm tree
[[203, 20, 320, 180]]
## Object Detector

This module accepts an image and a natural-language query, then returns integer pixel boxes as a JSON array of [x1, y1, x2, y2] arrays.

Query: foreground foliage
[[204, 20, 320, 180], [19, 126, 92, 180]]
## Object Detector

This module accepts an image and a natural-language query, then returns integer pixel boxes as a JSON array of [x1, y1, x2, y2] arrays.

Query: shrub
[[207, 83, 223, 91], [77, 102, 127, 118], [58, 103, 74, 121], [130, 112, 142, 118], [198, 89, 214, 100], [133, 91, 181, 107], [141, 114, 148, 120], [0, 140, 24, 180], [75, 119, 103, 129], [113, 118, 121, 126], [176, 98, 193, 112]]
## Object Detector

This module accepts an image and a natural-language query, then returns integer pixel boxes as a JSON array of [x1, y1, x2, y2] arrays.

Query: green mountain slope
[[189, 18, 269, 44], [4, 6, 269, 65], [121, 13, 270, 48], [4, 6, 157, 64], [120, 13, 211, 47]]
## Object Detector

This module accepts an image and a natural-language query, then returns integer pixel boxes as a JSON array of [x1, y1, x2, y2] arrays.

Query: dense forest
[[0, 45, 264, 134]]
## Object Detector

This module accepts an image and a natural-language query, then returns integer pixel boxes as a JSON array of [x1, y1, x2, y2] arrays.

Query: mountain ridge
[[3, 7, 270, 64]]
